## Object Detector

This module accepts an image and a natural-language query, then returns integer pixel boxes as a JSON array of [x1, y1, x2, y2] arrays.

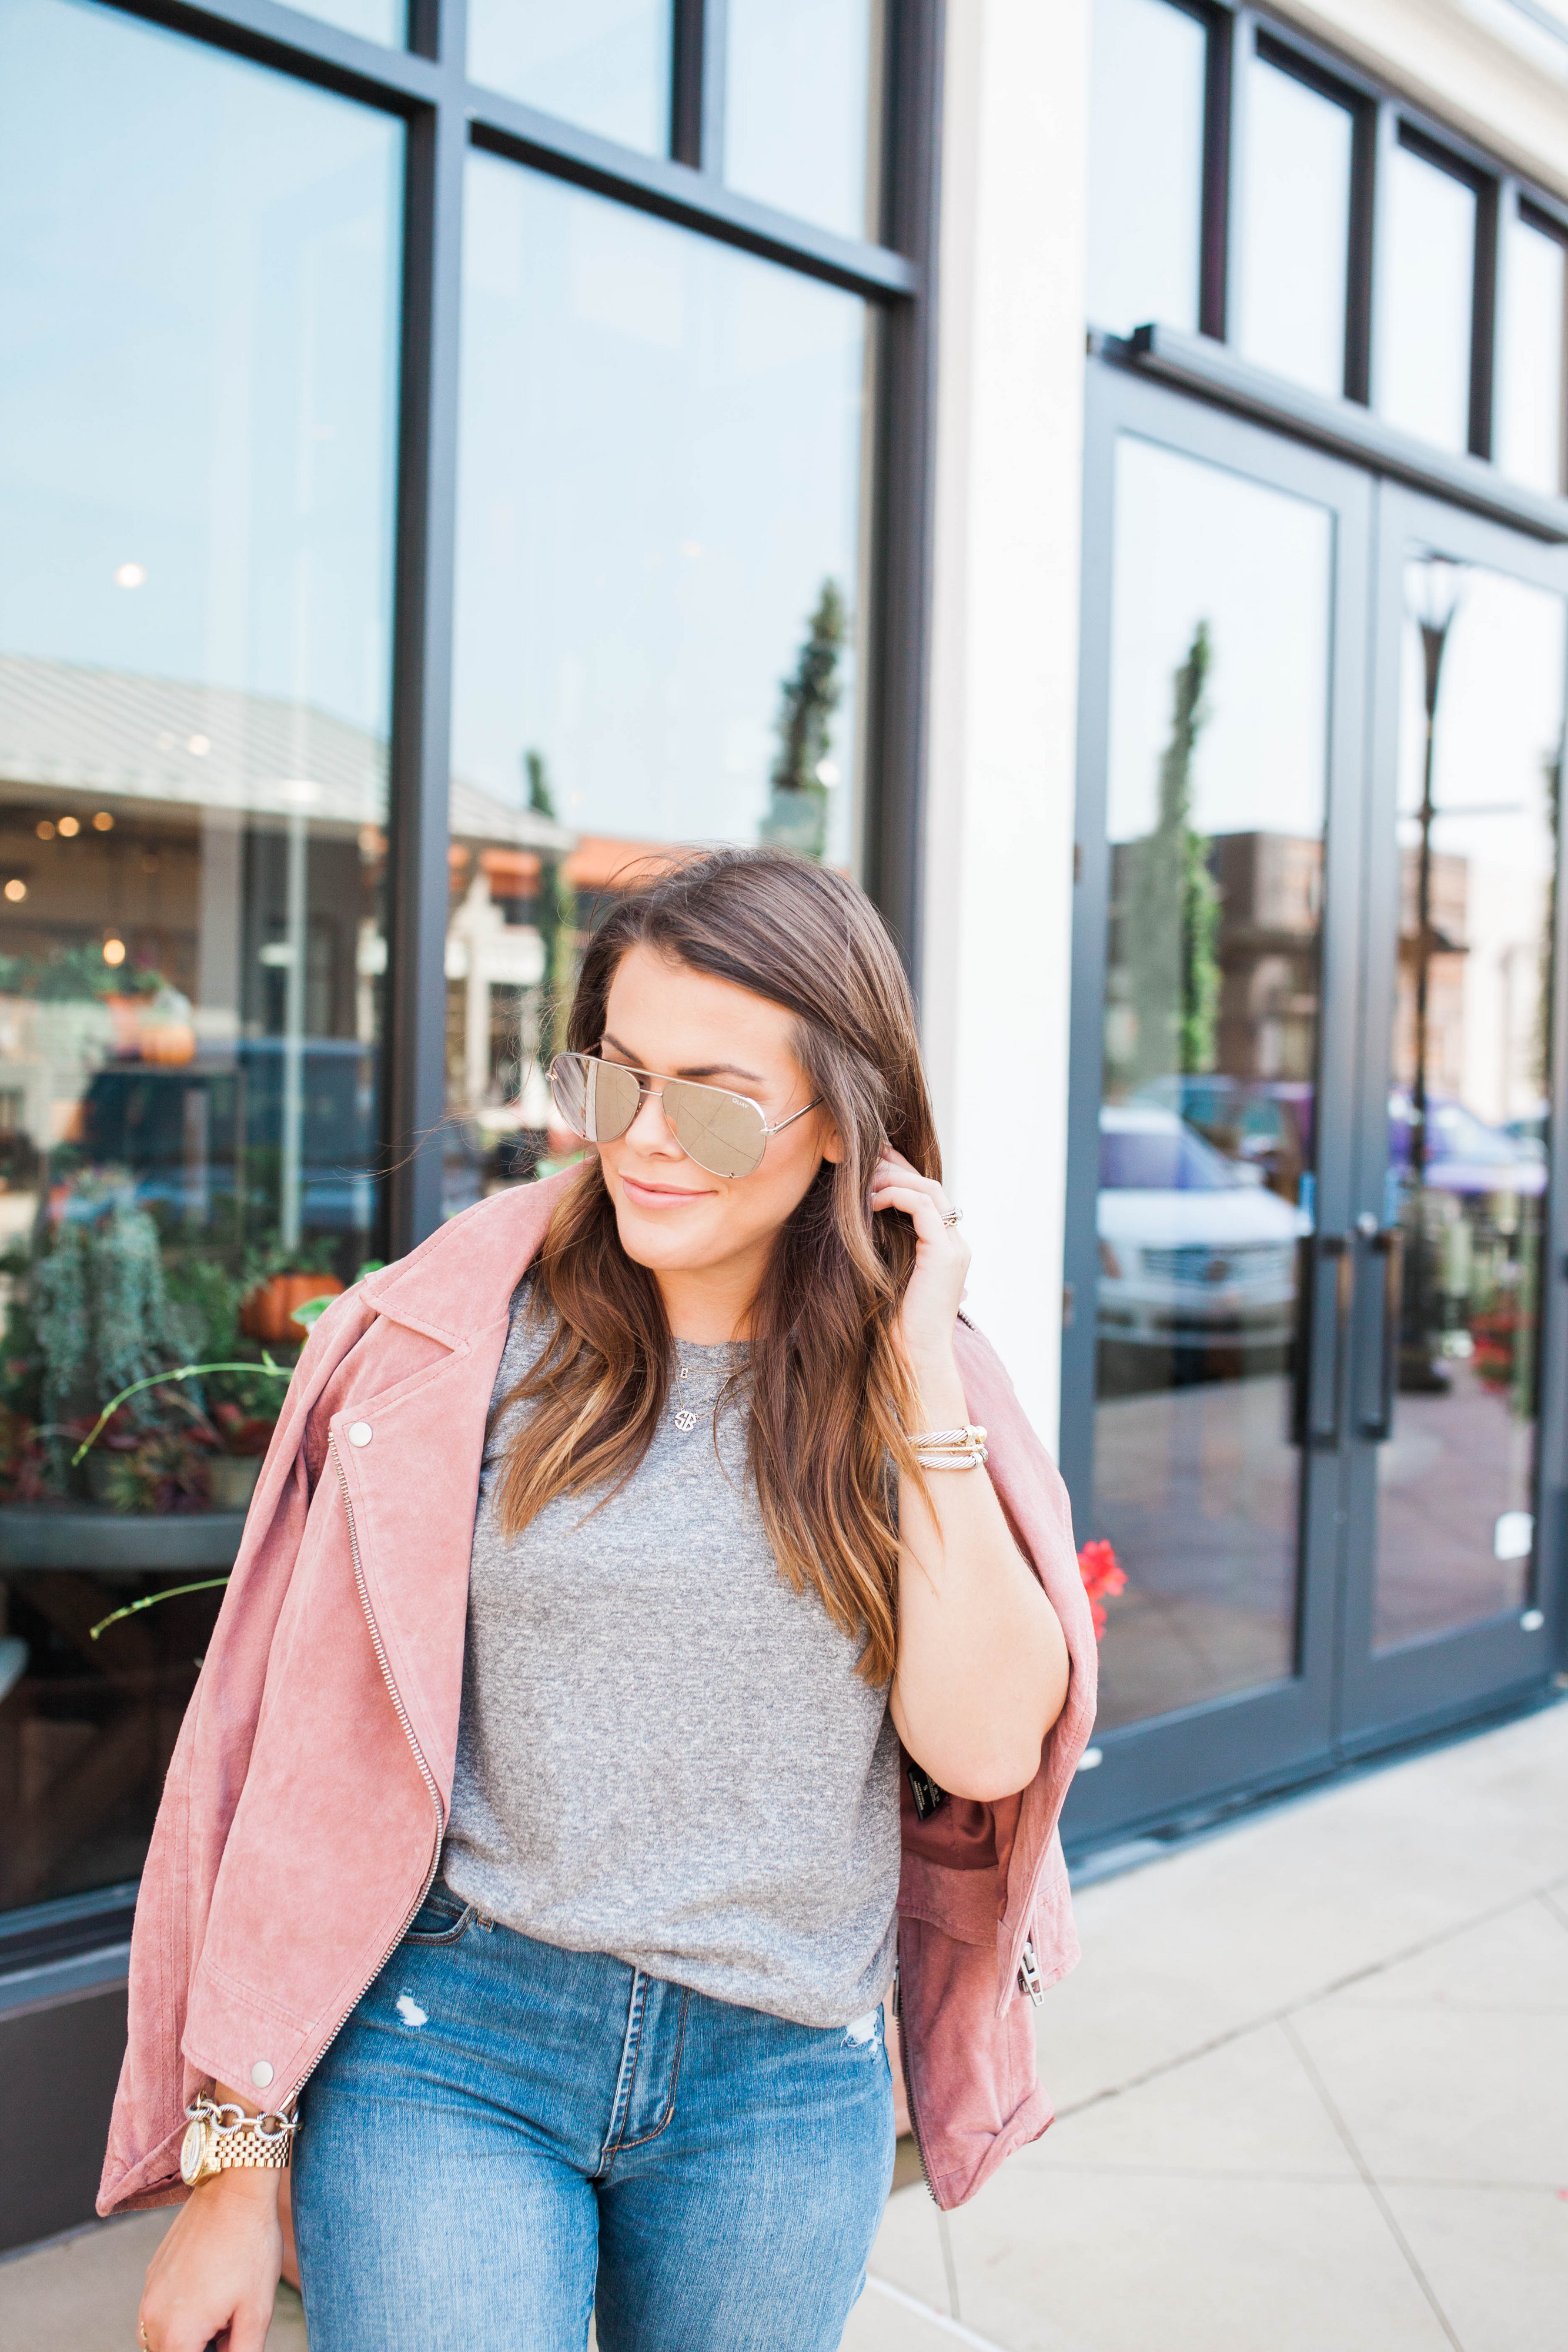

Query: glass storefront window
[[447, 156, 871, 1214], [1379, 139, 1477, 457], [293, 0, 406, 41], [467, 0, 673, 156], [1497, 206, 1567, 497], [1374, 558, 1564, 1648], [1087, 0, 1208, 338], [723, 0, 883, 240], [1234, 54, 1353, 399], [1092, 436, 1332, 1731], [0, 0, 402, 1913]]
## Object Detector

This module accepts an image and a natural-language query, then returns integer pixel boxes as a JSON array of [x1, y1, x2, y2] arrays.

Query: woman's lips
[[620, 1173, 713, 1208]]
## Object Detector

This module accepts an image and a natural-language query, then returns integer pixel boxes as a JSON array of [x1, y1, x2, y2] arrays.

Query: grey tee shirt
[[441, 1286, 901, 2029]]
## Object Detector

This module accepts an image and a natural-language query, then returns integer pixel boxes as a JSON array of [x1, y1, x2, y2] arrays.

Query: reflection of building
[[1395, 838, 1469, 1112], [0, 656, 573, 1183], [1108, 828, 1323, 1087], [1208, 832, 1322, 1084]]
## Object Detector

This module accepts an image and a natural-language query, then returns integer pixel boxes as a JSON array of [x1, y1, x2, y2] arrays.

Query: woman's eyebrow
[[601, 1033, 766, 1086]]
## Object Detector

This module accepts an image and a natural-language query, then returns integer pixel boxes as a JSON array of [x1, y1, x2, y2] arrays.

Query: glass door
[[1062, 370, 1373, 1842], [1338, 488, 1567, 1740]]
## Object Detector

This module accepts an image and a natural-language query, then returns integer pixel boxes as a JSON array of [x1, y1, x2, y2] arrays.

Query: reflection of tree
[[1123, 622, 1221, 1086], [525, 750, 576, 1058], [761, 579, 845, 862]]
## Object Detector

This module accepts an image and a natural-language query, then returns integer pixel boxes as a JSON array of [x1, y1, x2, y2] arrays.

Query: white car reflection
[[1097, 1105, 1307, 1348]]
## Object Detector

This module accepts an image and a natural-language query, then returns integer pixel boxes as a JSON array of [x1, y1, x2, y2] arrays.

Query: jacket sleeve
[[951, 1317, 1099, 1995], [97, 1291, 376, 2215]]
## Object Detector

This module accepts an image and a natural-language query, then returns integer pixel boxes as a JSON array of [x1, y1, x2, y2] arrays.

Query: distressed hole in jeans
[[843, 2010, 880, 2047], [395, 1992, 429, 2029]]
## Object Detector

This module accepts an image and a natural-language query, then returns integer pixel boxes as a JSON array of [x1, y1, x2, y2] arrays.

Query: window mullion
[[1205, 1, 1241, 343], [1345, 93, 1378, 405], [386, 75, 467, 1252], [670, 0, 704, 166], [1470, 168, 1502, 462]]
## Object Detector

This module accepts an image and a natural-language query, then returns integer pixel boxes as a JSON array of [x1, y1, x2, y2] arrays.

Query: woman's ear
[[820, 1115, 846, 1167]]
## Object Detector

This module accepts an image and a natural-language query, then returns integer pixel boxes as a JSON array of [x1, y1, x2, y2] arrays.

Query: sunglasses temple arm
[[768, 1098, 825, 1137]]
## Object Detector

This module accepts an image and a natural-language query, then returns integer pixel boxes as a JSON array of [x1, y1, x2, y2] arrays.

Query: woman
[[107, 848, 1096, 2352]]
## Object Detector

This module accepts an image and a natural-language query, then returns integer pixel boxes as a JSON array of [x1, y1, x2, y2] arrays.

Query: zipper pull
[[1017, 1938, 1044, 2009], [890, 1957, 901, 2019]]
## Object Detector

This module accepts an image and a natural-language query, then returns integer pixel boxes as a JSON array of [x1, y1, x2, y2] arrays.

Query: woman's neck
[[655, 1257, 764, 1345]]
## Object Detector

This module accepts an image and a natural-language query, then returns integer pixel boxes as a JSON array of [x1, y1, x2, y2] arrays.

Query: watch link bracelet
[[179, 2094, 299, 2186]]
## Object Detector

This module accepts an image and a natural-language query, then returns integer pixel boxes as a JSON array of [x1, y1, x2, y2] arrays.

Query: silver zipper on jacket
[[1017, 1939, 1045, 2008], [891, 1946, 940, 2205], [292, 1435, 446, 2090]]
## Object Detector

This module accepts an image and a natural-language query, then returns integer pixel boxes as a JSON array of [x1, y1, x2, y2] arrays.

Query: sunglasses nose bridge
[[621, 1077, 681, 1149]]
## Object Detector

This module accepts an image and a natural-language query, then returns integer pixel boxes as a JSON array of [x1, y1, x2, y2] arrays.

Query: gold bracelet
[[179, 2094, 299, 2187]]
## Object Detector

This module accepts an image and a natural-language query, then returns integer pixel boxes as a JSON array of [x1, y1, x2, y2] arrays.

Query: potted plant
[[239, 1238, 343, 1345]]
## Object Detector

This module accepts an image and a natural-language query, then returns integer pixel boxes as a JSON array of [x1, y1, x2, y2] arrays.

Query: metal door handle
[[1359, 1226, 1402, 1441], [1292, 1232, 1353, 1449]]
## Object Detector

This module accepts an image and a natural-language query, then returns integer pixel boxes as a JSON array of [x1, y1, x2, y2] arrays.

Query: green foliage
[[99, 1425, 213, 1515], [1122, 622, 1222, 1088], [1, 945, 166, 1003], [164, 1250, 290, 1417], [31, 1197, 206, 1464], [762, 580, 845, 863], [241, 1232, 339, 1284]]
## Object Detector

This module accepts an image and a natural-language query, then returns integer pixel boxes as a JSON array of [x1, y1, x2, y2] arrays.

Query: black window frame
[[94, 0, 942, 1255], [1091, 0, 1568, 512]]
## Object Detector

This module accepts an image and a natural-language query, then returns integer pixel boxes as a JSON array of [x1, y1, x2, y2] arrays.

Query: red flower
[[1077, 1538, 1126, 1641]]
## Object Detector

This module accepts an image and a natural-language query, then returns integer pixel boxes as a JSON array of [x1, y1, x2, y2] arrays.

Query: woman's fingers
[[870, 1180, 961, 1246], [873, 1155, 954, 1221]]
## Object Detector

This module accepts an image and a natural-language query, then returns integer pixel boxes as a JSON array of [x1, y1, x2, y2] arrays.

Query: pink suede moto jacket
[[98, 1170, 1096, 2217]]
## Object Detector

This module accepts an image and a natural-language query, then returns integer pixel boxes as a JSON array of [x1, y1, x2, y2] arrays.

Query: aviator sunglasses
[[549, 1051, 822, 1180]]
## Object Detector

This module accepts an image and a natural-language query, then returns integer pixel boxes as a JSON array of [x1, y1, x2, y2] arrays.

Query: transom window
[[1088, 0, 1568, 498]]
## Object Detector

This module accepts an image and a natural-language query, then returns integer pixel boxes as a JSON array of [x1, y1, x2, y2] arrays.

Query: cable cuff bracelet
[[911, 1422, 988, 1470]]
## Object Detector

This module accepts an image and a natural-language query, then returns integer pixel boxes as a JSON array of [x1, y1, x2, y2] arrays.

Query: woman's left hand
[[869, 1148, 970, 1378]]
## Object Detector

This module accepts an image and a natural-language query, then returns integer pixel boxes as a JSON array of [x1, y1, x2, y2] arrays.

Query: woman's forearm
[[890, 1346, 1069, 1800]]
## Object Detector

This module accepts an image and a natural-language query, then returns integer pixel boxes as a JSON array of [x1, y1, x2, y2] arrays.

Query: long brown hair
[[494, 846, 940, 1685]]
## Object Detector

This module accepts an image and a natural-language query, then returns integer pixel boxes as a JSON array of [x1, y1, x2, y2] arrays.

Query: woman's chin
[[610, 1198, 723, 1272]]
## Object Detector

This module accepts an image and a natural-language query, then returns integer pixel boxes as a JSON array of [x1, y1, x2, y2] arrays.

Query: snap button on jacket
[[98, 1170, 1097, 2217]]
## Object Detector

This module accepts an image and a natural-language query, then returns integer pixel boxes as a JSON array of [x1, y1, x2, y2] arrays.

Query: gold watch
[[179, 2094, 298, 2186]]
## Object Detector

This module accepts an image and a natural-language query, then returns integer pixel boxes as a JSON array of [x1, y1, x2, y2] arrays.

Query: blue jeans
[[291, 1882, 895, 2350]]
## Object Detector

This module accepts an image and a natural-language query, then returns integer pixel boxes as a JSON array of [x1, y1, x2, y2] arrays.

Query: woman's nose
[[624, 1087, 681, 1152]]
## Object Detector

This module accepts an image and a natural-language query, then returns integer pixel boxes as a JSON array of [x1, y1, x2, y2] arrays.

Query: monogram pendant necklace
[[672, 1354, 732, 1434], [673, 1359, 707, 1432]]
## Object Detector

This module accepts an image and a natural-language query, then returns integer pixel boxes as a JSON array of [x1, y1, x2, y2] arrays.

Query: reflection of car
[[80, 1040, 377, 1232], [1388, 1093, 1546, 1198], [1098, 1105, 1306, 1348], [1134, 1075, 1314, 1194], [1503, 1105, 1548, 1162]]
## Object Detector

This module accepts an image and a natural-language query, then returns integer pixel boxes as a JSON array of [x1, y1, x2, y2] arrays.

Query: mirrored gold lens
[[548, 1053, 588, 1134], [549, 1053, 641, 1142], [584, 1058, 641, 1142], [665, 1081, 767, 1178]]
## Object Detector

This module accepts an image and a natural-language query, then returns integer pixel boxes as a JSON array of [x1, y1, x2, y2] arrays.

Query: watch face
[[179, 2118, 208, 2186]]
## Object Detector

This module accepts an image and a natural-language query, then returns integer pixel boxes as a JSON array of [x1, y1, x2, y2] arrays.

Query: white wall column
[[922, 0, 1092, 1451]]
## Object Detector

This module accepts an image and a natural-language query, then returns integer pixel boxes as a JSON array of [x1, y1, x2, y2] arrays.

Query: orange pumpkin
[[240, 1271, 345, 1344], [141, 1021, 197, 1065]]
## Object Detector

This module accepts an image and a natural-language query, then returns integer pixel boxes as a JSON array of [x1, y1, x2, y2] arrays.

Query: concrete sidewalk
[[847, 1697, 1568, 2352], [4, 1698, 1563, 2350]]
